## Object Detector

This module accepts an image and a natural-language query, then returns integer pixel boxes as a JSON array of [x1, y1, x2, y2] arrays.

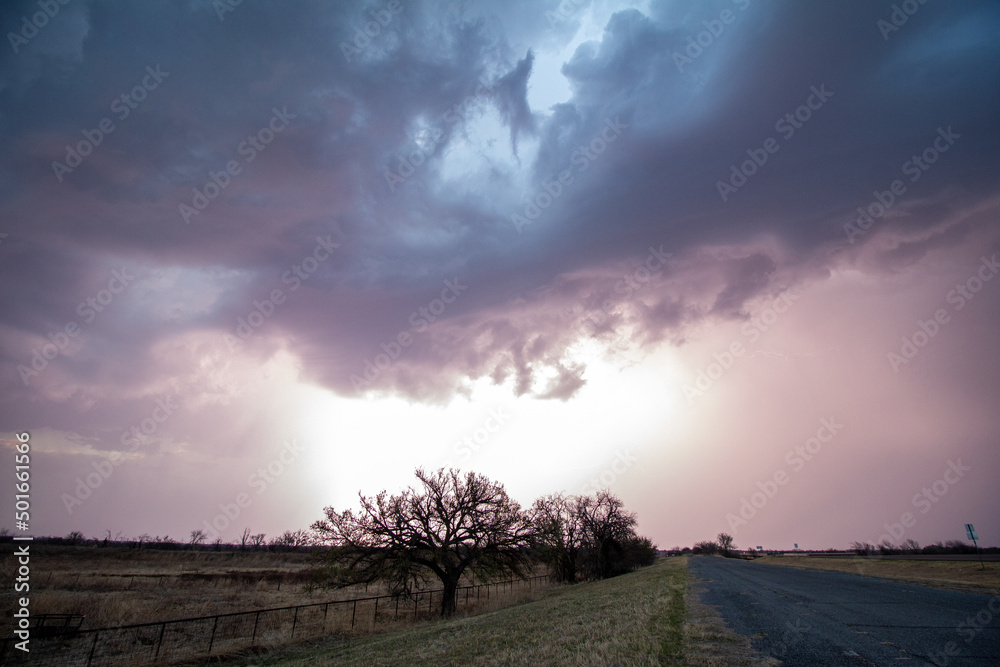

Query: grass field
[[757, 555, 1000, 593], [214, 557, 683, 666], [215, 557, 767, 667], [1, 545, 493, 634]]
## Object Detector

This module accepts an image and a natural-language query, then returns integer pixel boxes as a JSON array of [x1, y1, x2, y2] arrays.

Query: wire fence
[[0, 574, 552, 666]]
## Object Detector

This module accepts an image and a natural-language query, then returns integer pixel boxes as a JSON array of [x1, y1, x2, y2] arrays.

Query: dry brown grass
[[757, 555, 1000, 593], [0, 545, 549, 637], [0, 546, 334, 631]]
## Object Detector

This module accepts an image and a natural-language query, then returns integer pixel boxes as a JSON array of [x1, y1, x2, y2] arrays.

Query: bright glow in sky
[[1, 0, 999, 552]]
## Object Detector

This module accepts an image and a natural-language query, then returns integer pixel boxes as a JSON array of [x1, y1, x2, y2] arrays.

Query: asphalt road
[[691, 556, 1000, 666]]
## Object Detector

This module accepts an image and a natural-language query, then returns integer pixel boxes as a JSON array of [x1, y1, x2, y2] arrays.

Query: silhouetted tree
[[533, 492, 653, 581], [717, 532, 735, 556], [851, 541, 876, 556], [313, 468, 534, 616], [620, 535, 658, 569], [532, 493, 587, 583], [577, 491, 638, 579], [693, 540, 719, 555], [268, 529, 313, 549]]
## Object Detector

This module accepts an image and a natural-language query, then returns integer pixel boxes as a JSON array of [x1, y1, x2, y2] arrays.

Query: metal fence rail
[[0, 574, 552, 666]]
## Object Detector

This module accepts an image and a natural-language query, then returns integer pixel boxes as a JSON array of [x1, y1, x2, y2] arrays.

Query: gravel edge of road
[[683, 561, 779, 666]]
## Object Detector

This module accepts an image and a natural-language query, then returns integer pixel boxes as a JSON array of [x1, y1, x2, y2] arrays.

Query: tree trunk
[[441, 573, 460, 616]]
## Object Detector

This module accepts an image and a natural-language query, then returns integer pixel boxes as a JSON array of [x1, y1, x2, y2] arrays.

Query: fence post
[[154, 622, 166, 659], [252, 611, 260, 643], [395, 596, 399, 619], [291, 607, 299, 639], [86, 630, 100, 667], [208, 616, 219, 654], [351, 600, 357, 628], [373, 597, 379, 626], [323, 603, 329, 631]]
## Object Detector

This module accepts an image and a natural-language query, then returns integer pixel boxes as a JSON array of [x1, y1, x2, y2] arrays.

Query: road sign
[[794, 543, 799, 549], [965, 523, 984, 570]]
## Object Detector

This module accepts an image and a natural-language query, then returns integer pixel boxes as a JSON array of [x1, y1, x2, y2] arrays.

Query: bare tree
[[240, 527, 252, 551], [693, 540, 719, 555], [577, 491, 638, 579], [268, 529, 313, 549], [189, 529, 207, 545], [851, 541, 876, 555], [532, 493, 586, 583], [250, 533, 267, 549], [717, 532, 735, 556], [313, 468, 534, 616]]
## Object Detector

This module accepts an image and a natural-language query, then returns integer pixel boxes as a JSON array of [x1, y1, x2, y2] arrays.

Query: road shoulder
[[684, 560, 777, 666]]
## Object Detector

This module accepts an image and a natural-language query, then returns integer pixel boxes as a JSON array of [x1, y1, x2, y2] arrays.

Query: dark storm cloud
[[1, 0, 999, 427]]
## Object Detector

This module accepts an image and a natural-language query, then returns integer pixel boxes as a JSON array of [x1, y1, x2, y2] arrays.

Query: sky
[[1, 0, 998, 551]]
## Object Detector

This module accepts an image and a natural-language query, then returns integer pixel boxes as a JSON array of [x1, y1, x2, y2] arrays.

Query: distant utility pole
[[965, 523, 985, 571]]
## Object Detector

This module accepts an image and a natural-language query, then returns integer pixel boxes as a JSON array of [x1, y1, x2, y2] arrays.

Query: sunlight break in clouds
[[0, 0, 998, 551]]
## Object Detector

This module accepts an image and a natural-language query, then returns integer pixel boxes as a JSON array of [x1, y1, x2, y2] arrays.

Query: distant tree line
[[2, 528, 321, 552], [850, 539, 996, 556], [673, 535, 997, 557]]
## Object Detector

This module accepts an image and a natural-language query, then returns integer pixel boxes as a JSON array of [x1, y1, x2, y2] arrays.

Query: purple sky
[[1, 0, 998, 550]]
